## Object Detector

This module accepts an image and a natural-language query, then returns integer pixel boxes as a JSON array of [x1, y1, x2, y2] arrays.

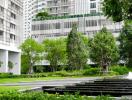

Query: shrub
[[83, 68, 99, 76], [0, 73, 13, 78], [111, 66, 129, 75], [0, 91, 114, 100], [8, 61, 14, 69]]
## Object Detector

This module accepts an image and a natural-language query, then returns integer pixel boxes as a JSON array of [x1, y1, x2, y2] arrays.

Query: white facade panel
[[0, 0, 23, 74]]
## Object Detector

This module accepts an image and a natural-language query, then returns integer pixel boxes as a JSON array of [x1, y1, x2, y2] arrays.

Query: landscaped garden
[[0, 0, 132, 99]]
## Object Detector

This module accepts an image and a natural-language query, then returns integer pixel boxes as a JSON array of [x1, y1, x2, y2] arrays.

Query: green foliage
[[20, 38, 43, 74], [0, 73, 13, 78], [8, 61, 14, 69], [34, 13, 102, 21], [83, 68, 99, 76], [0, 91, 114, 100], [67, 23, 88, 70], [0, 61, 3, 67], [103, 0, 132, 21], [111, 66, 129, 75], [36, 11, 50, 18], [21, 55, 29, 74], [89, 27, 119, 72], [118, 20, 132, 67], [43, 38, 67, 72]]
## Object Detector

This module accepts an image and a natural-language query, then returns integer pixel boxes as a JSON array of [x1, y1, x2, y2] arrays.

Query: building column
[[8, 52, 21, 75], [0, 50, 8, 73]]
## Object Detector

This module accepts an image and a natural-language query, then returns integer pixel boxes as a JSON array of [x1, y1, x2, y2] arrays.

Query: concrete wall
[[0, 50, 8, 73], [0, 49, 21, 75], [8, 52, 21, 75]]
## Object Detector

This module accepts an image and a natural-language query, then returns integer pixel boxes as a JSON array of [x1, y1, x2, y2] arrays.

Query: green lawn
[[0, 86, 32, 92], [0, 77, 66, 84]]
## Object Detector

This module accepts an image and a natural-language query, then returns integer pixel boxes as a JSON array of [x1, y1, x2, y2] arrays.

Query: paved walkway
[[0, 77, 100, 87]]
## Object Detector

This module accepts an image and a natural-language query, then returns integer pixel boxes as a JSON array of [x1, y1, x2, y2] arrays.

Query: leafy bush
[[83, 68, 99, 76], [0, 73, 47, 78], [8, 61, 14, 69], [111, 66, 129, 75], [0, 73, 13, 78], [0, 91, 114, 100]]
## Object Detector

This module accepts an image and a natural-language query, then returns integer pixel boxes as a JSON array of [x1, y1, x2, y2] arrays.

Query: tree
[[103, 0, 132, 22], [89, 27, 119, 73], [118, 21, 132, 67], [67, 23, 88, 70], [20, 38, 43, 74], [36, 11, 50, 18], [21, 55, 30, 74], [103, 0, 132, 67], [43, 38, 67, 72]]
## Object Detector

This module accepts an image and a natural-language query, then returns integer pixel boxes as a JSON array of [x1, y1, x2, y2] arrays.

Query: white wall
[[9, 52, 21, 75], [0, 50, 8, 73]]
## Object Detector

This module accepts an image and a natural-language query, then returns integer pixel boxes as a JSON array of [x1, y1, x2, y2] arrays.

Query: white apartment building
[[32, 14, 122, 43], [23, 0, 47, 39], [31, 0, 123, 43], [46, 0, 101, 16], [0, 0, 23, 74], [24, 0, 101, 38]]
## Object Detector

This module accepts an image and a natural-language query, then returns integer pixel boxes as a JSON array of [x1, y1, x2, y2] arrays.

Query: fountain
[[126, 72, 132, 80]]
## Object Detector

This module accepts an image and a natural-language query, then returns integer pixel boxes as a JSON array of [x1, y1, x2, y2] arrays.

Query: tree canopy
[[67, 23, 88, 70], [20, 38, 43, 74], [89, 27, 119, 73], [36, 11, 50, 18], [103, 0, 132, 22], [118, 20, 132, 67], [43, 38, 67, 72]]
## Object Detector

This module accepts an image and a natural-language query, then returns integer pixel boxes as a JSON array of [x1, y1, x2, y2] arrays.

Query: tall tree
[[103, 0, 132, 67], [67, 23, 88, 70], [89, 27, 119, 73], [103, 0, 132, 22], [43, 38, 67, 72], [118, 21, 132, 67], [20, 38, 43, 74]]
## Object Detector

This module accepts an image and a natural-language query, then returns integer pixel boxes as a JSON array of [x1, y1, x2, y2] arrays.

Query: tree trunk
[[28, 63, 34, 74]]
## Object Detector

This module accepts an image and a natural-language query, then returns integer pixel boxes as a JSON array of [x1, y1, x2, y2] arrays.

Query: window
[[11, 12, 16, 19], [10, 23, 16, 29], [90, 10, 96, 14], [90, 3, 96, 8], [86, 20, 97, 27], [0, 6, 4, 12]]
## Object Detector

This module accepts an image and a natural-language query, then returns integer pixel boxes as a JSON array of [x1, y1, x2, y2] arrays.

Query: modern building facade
[[23, 0, 47, 39], [24, 0, 102, 38], [32, 14, 123, 43], [31, 0, 123, 42], [0, 0, 23, 74]]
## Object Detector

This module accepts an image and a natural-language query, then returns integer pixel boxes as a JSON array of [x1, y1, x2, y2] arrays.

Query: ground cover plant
[[0, 91, 115, 100]]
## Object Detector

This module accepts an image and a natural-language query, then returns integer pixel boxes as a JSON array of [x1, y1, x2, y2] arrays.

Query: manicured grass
[[0, 77, 66, 84], [0, 86, 31, 92]]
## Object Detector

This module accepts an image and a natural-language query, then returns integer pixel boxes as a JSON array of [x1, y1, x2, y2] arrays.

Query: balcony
[[10, 28, 16, 35], [8, 5, 22, 14], [0, 24, 4, 31], [0, 12, 4, 18]]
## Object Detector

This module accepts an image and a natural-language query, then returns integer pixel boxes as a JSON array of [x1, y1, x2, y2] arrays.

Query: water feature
[[126, 72, 132, 80]]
